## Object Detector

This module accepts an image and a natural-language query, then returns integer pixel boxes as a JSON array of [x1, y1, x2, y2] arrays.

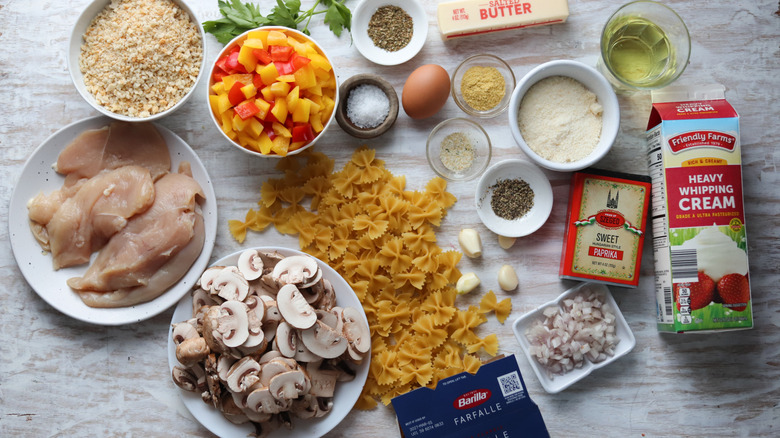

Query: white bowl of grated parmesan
[[508, 60, 620, 172], [68, 0, 206, 121]]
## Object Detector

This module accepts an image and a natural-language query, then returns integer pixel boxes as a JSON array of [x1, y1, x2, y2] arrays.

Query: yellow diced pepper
[[270, 81, 291, 97], [233, 113, 249, 132], [309, 53, 331, 72], [286, 86, 300, 112], [220, 111, 234, 135], [211, 82, 226, 94], [217, 93, 232, 114], [306, 98, 321, 115], [288, 37, 307, 56], [260, 86, 274, 102], [293, 65, 317, 89], [307, 85, 323, 97], [259, 63, 279, 86], [272, 122, 292, 138], [255, 98, 271, 121], [247, 117, 264, 138], [267, 30, 288, 46], [241, 83, 257, 99], [321, 95, 335, 120], [271, 97, 288, 123], [292, 98, 311, 123], [289, 141, 306, 152], [222, 74, 253, 91], [271, 135, 290, 156], [243, 38, 264, 49], [258, 132, 273, 155], [238, 45, 257, 72], [247, 30, 269, 47], [310, 113, 324, 133], [276, 74, 296, 83], [208, 95, 221, 116]]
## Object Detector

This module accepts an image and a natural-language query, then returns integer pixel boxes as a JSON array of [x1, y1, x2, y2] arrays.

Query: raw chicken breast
[[46, 166, 155, 270], [56, 121, 171, 183], [67, 165, 206, 308]]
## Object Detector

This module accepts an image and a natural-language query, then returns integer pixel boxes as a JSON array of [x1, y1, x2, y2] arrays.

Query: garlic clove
[[497, 265, 519, 291], [458, 228, 483, 258], [456, 272, 481, 295], [498, 235, 516, 250]]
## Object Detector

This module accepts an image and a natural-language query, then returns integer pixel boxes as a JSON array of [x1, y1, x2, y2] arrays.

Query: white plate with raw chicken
[[167, 247, 370, 438], [512, 283, 635, 393], [9, 116, 217, 325]]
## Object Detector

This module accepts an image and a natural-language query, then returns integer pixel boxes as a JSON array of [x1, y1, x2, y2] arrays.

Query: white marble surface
[[1, 0, 778, 436]]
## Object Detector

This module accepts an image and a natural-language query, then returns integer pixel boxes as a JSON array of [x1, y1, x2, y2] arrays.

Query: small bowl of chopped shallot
[[426, 118, 492, 181], [508, 60, 620, 172], [512, 282, 636, 393], [336, 74, 399, 139], [69, 0, 206, 121]]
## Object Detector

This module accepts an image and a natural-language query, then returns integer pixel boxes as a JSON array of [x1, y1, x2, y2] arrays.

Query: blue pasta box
[[391, 355, 549, 438]]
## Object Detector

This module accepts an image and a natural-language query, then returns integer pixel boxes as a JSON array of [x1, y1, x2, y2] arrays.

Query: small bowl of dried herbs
[[426, 118, 492, 182], [451, 54, 516, 118], [475, 159, 553, 238], [352, 0, 428, 65]]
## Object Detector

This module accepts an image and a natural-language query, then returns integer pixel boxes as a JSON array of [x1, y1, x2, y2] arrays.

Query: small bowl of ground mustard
[[475, 159, 553, 238], [451, 54, 516, 118], [426, 118, 492, 181]]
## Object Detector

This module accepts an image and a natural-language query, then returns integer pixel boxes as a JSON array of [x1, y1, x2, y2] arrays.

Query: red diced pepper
[[235, 101, 260, 120], [252, 73, 264, 89], [274, 60, 295, 76], [228, 82, 246, 107], [265, 102, 279, 124], [212, 70, 228, 82], [215, 55, 231, 74], [285, 117, 294, 130], [228, 45, 241, 55], [226, 51, 246, 73], [290, 54, 311, 71], [252, 48, 272, 65], [269, 45, 294, 62], [263, 122, 277, 140], [291, 123, 315, 143]]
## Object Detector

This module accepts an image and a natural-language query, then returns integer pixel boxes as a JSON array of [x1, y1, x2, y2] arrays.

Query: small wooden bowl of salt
[[336, 74, 399, 139]]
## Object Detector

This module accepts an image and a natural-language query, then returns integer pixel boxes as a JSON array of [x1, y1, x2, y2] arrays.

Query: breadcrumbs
[[79, 0, 203, 118]]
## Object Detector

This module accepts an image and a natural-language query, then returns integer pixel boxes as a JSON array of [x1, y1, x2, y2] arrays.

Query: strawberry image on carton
[[646, 84, 752, 333]]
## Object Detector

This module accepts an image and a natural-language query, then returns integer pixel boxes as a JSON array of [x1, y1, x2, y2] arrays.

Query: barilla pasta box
[[646, 84, 752, 333], [391, 355, 549, 438], [559, 168, 652, 288]]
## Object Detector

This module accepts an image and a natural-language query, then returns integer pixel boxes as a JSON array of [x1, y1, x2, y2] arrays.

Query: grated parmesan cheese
[[517, 76, 603, 163]]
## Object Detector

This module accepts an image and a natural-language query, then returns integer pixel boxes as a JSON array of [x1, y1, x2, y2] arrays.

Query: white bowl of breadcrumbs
[[69, 0, 205, 121]]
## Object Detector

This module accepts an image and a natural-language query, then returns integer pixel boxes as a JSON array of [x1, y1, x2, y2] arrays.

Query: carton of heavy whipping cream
[[391, 355, 549, 438], [646, 84, 752, 333], [437, 0, 569, 40]]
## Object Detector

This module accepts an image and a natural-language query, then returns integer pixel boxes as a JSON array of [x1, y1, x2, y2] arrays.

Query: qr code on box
[[497, 371, 523, 397]]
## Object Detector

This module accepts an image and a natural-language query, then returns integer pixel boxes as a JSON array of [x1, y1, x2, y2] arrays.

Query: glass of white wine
[[598, 1, 690, 92]]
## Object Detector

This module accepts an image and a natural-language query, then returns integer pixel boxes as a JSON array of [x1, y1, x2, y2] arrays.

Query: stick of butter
[[437, 0, 569, 40]]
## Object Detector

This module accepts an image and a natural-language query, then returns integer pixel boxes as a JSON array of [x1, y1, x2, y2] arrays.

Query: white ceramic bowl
[[475, 159, 553, 238], [352, 0, 428, 65], [512, 282, 636, 394], [507, 60, 620, 172], [207, 27, 339, 158], [426, 118, 492, 181], [68, 0, 206, 122]]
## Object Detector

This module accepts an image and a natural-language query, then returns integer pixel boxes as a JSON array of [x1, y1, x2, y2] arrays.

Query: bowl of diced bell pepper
[[207, 27, 339, 157]]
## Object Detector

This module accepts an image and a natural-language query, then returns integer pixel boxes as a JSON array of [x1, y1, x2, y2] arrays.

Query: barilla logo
[[595, 210, 625, 229], [668, 131, 736, 153], [454, 389, 491, 410]]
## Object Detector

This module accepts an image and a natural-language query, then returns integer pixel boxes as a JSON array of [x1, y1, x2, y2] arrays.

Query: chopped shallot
[[525, 290, 620, 379]]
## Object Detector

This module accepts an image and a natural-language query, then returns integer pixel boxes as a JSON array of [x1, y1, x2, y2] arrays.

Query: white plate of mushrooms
[[167, 247, 371, 437]]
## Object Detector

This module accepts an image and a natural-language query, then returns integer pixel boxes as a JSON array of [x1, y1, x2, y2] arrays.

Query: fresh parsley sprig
[[203, 0, 352, 45]]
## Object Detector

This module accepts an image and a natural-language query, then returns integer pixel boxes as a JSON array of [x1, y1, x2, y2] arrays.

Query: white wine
[[602, 15, 676, 88]]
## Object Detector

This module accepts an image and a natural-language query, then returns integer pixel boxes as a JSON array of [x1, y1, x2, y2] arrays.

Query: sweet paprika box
[[391, 355, 549, 438], [646, 84, 752, 333], [559, 168, 652, 288]]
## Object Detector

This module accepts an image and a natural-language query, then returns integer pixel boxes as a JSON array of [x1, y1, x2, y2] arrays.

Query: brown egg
[[402, 64, 451, 119]]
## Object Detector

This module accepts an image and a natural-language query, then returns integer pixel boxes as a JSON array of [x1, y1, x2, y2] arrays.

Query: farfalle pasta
[[229, 147, 500, 408]]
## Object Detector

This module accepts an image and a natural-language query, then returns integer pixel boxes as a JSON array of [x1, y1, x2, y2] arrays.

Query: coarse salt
[[346, 84, 390, 129]]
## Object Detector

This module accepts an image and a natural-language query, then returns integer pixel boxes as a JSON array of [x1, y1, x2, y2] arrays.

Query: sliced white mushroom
[[202, 306, 229, 353], [192, 288, 217, 316], [243, 295, 266, 348], [198, 266, 224, 291], [342, 307, 371, 355], [212, 267, 250, 301], [216, 301, 250, 348], [238, 249, 264, 281], [171, 321, 199, 346], [273, 321, 297, 358], [258, 350, 283, 365], [300, 321, 348, 359], [220, 393, 250, 425], [306, 363, 339, 398], [291, 394, 318, 419], [217, 355, 237, 383], [317, 279, 337, 310], [271, 255, 321, 288], [172, 366, 198, 392], [276, 284, 317, 329], [269, 370, 310, 400], [314, 397, 334, 417], [246, 387, 290, 414], [176, 337, 210, 367], [226, 357, 261, 393], [292, 332, 320, 363], [259, 357, 295, 387]]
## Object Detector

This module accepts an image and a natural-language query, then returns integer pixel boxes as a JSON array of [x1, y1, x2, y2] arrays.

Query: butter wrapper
[[437, 0, 569, 40], [392, 355, 549, 438]]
